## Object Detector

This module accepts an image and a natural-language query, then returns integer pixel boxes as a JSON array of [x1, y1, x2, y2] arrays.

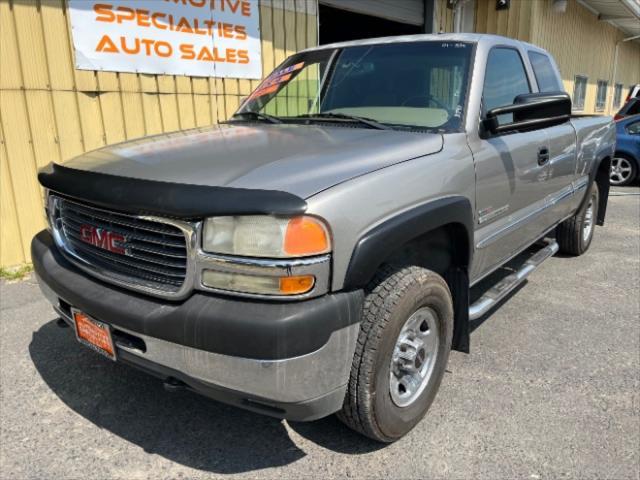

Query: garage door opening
[[319, 3, 424, 45]]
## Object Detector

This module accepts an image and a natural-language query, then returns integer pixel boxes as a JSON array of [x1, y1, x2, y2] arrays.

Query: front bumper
[[32, 230, 363, 421]]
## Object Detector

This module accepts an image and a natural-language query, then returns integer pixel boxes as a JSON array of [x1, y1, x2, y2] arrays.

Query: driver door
[[469, 47, 556, 281]]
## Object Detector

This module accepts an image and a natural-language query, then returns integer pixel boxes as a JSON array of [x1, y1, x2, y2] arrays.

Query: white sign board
[[68, 0, 262, 79]]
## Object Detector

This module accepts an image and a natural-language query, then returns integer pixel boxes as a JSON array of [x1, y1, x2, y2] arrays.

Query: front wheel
[[337, 265, 453, 442]]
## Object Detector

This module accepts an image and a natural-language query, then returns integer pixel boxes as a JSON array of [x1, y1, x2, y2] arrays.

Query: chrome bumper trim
[[45, 287, 358, 403], [114, 322, 357, 403]]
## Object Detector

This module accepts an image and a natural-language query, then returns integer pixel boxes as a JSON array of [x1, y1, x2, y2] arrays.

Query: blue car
[[610, 114, 640, 186]]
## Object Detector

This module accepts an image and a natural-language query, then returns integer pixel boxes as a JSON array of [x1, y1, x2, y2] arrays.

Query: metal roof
[[578, 0, 640, 40]]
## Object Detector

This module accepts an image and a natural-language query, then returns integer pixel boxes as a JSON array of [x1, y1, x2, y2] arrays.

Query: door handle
[[537, 146, 550, 166]]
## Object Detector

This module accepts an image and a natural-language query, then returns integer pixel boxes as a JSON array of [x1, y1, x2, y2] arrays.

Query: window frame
[[527, 51, 561, 93], [595, 79, 608, 112], [613, 83, 624, 108], [481, 46, 532, 118], [240, 41, 477, 133], [572, 75, 588, 111]]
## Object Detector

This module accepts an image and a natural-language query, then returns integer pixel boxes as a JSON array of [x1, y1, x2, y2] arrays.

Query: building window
[[572, 75, 587, 110], [595, 80, 608, 111], [613, 83, 623, 108]]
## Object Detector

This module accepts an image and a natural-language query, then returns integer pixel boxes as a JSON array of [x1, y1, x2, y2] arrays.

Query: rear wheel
[[337, 265, 453, 442], [610, 155, 637, 186], [556, 182, 599, 256]]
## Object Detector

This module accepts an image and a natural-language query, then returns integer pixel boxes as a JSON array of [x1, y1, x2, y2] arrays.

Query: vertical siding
[[474, 0, 533, 40], [530, 0, 640, 115], [617, 40, 640, 95], [474, 0, 640, 115], [0, 0, 318, 267], [435, 0, 455, 33]]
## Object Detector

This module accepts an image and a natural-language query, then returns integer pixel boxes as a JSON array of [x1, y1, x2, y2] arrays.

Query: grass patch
[[0, 264, 33, 281]]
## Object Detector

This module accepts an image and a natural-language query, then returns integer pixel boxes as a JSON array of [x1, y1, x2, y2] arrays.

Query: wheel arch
[[343, 196, 474, 353], [614, 149, 638, 162]]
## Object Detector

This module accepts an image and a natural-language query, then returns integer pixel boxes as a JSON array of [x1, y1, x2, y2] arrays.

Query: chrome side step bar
[[469, 239, 559, 320]]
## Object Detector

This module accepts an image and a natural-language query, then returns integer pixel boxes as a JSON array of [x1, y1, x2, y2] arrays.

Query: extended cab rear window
[[528, 51, 562, 92]]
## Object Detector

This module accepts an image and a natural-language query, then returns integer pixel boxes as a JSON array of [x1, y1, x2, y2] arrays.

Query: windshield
[[237, 41, 473, 132]]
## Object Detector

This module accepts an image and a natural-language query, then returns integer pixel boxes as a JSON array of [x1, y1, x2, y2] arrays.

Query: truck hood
[[64, 123, 443, 198]]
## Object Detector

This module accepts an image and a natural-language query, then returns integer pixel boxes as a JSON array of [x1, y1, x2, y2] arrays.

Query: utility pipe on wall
[[610, 34, 640, 114]]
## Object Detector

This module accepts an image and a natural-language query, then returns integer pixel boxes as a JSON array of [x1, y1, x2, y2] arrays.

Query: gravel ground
[[1, 187, 638, 480]]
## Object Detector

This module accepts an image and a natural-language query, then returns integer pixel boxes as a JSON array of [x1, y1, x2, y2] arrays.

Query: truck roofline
[[299, 33, 542, 54]]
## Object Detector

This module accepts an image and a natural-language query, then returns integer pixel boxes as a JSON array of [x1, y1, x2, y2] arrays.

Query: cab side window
[[483, 48, 531, 115], [528, 51, 562, 92]]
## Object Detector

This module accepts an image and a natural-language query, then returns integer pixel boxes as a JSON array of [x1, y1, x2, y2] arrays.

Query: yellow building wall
[[0, 0, 318, 268], [435, 0, 456, 33], [474, 0, 640, 115], [530, 0, 640, 115], [475, 0, 534, 41]]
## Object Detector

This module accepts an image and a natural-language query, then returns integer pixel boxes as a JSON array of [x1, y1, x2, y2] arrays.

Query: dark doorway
[[319, 4, 423, 45]]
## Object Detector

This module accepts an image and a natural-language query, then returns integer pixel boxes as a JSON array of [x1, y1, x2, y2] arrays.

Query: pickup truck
[[33, 34, 615, 442]]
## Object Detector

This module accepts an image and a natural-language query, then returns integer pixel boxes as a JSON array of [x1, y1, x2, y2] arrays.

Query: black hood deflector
[[38, 163, 307, 218]]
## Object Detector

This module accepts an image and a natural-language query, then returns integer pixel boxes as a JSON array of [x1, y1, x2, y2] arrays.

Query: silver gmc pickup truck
[[33, 34, 615, 442]]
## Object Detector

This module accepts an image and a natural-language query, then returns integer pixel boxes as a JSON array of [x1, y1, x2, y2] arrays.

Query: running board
[[469, 240, 559, 320]]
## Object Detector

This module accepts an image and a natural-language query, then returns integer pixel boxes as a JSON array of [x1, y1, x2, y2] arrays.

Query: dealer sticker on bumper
[[71, 308, 116, 361]]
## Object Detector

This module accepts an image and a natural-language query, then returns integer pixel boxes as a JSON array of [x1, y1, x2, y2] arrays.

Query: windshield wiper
[[228, 111, 282, 124], [294, 112, 391, 130]]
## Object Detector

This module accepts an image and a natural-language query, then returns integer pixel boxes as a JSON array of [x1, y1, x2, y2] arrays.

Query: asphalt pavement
[[1, 186, 638, 479]]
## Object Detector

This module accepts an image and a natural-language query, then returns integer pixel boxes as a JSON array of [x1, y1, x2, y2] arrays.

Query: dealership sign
[[68, 0, 262, 79]]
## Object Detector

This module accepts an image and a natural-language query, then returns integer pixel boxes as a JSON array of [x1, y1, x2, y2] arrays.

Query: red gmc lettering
[[79, 225, 126, 254]]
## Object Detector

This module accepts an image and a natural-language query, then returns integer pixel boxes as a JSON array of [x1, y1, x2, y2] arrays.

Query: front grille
[[53, 196, 189, 294]]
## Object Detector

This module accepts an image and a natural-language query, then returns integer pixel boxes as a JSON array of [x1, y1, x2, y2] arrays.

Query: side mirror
[[483, 92, 572, 135]]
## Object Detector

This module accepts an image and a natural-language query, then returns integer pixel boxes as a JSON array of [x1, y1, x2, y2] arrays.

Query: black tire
[[610, 154, 637, 187], [556, 182, 599, 256], [337, 265, 453, 442]]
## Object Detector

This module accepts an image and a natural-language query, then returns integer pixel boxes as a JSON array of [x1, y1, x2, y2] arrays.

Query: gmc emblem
[[79, 225, 127, 255]]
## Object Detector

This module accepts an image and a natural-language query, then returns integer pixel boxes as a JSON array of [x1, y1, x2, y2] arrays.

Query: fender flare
[[583, 153, 611, 226], [343, 196, 474, 290]]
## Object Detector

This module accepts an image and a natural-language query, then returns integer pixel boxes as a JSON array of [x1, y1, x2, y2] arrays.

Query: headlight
[[200, 215, 331, 297], [202, 215, 331, 258]]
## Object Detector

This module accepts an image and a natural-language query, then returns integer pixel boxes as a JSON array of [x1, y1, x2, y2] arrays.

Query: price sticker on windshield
[[248, 62, 305, 100]]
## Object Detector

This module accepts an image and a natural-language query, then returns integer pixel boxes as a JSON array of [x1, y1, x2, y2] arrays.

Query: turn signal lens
[[284, 217, 330, 256], [201, 270, 315, 296], [279, 275, 315, 294]]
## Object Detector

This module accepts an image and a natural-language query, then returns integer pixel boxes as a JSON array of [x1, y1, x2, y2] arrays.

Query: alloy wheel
[[610, 157, 633, 185]]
